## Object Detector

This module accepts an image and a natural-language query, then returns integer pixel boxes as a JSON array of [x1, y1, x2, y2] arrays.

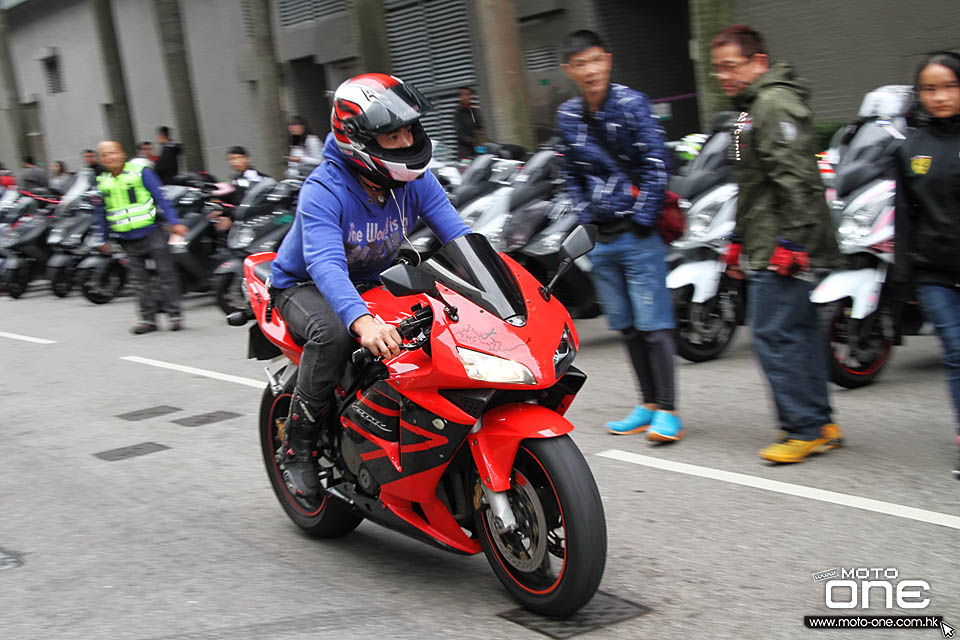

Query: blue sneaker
[[647, 411, 685, 442], [607, 405, 655, 435]]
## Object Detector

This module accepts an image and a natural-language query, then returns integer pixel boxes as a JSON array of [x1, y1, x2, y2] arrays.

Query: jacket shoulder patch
[[910, 155, 932, 175]]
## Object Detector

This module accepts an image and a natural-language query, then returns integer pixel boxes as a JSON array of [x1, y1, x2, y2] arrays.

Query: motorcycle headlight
[[686, 200, 722, 237], [457, 347, 536, 385], [47, 229, 65, 245], [838, 192, 891, 247], [229, 225, 256, 250]]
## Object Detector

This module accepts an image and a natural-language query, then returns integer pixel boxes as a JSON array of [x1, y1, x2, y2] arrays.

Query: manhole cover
[[498, 591, 651, 639], [172, 411, 242, 427], [94, 441, 171, 461], [117, 405, 182, 421]]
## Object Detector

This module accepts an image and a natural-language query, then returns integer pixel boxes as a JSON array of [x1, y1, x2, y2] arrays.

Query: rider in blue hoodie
[[271, 74, 470, 497]]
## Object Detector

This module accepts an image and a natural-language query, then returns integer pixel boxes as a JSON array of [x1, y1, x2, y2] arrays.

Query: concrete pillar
[[91, 0, 136, 153], [354, 0, 391, 73], [248, 0, 286, 180], [0, 10, 29, 161], [472, 0, 534, 149], [153, 0, 205, 171], [690, 0, 736, 127]]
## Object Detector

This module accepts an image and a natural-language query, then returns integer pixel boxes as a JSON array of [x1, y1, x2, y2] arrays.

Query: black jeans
[[120, 228, 181, 324], [273, 283, 355, 406]]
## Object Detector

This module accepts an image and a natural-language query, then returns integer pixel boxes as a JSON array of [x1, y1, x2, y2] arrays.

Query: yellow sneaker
[[777, 423, 844, 447], [759, 436, 837, 463], [820, 423, 844, 449]]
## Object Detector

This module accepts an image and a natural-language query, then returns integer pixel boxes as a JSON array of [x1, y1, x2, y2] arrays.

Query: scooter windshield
[[421, 233, 526, 323]]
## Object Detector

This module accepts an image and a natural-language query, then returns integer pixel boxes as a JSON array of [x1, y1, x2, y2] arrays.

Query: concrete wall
[[5, 0, 108, 171], [734, 0, 960, 123]]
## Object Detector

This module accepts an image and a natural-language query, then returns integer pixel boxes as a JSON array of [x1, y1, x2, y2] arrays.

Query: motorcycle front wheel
[[474, 436, 606, 617], [2, 264, 30, 298], [80, 263, 126, 304], [259, 385, 363, 537], [672, 283, 739, 362], [821, 299, 894, 389], [214, 271, 248, 315], [49, 266, 73, 297]]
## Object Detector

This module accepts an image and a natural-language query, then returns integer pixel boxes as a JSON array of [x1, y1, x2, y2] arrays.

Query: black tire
[[214, 271, 247, 315], [821, 300, 894, 389], [81, 263, 126, 304], [259, 385, 363, 537], [475, 436, 606, 617], [50, 267, 73, 297], [672, 284, 739, 363], [3, 266, 29, 299]]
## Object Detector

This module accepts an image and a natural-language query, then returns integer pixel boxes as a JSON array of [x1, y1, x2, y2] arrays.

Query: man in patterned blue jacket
[[556, 30, 684, 442]]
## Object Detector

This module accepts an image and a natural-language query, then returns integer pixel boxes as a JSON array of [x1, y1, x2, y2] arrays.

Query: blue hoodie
[[271, 133, 470, 331]]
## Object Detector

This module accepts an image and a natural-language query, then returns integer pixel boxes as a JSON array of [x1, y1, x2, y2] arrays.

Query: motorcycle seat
[[254, 260, 273, 284]]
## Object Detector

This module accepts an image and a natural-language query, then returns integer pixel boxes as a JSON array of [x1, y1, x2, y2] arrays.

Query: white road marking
[[598, 449, 960, 531], [120, 356, 264, 388], [0, 331, 57, 345]]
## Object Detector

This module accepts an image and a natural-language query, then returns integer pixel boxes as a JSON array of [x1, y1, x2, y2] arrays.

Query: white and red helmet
[[331, 73, 434, 188]]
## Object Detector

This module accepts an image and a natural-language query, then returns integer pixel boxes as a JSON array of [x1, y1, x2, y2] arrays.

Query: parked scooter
[[0, 191, 59, 298], [811, 85, 918, 388], [214, 177, 295, 314], [665, 123, 746, 362], [45, 172, 98, 297]]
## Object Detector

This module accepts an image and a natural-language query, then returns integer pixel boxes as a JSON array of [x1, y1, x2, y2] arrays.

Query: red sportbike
[[232, 228, 606, 616]]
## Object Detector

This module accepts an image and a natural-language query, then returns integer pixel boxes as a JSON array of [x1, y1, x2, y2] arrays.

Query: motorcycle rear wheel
[[259, 385, 363, 537], [475, 436, 606, 617]]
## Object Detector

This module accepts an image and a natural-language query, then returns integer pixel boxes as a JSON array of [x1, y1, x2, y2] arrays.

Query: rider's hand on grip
[[351, 314, 403, 360]]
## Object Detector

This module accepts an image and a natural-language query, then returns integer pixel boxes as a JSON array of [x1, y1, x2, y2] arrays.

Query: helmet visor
[[349, 83, 434, 137]]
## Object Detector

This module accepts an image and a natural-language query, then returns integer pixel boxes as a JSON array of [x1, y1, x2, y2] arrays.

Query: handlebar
[[350, 307, 433, 368]]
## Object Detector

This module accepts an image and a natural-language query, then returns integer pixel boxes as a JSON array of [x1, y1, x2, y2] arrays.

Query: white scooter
[[666, 128, 746, 362], [810, 85, 924, 388]]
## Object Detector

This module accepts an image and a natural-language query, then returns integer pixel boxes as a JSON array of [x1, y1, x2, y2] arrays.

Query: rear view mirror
[[558, 225, 596, 261], [380, 264, 437, 298]]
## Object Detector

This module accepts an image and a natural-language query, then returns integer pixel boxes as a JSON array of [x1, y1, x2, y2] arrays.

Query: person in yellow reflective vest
[[94, 140, 188, 334]]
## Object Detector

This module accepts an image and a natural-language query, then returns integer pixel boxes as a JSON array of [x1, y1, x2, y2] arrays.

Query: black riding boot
[[281, 394, 332, 498]]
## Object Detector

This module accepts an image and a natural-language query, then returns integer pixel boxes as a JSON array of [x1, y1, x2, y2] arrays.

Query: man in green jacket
[[711, 25, 842, 463]]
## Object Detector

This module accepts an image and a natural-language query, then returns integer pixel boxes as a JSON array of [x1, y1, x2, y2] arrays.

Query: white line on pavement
[[119, 356, 264, 388], [598, 448, 960, 531], [0, 331, 57, 345]]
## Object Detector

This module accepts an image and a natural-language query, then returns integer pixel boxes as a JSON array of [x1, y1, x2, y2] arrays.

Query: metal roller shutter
[[385, 0, 476, 162], [278, 0, 350, 29], [592, 0, 700, 138]]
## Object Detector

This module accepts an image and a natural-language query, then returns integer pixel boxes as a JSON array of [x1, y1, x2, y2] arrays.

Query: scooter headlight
[[686, 200, 721, 237], [228, 224, 256, 250], [838, 191, 892, 247], [457, 347, 536, 385], [47, 228, 65, 245]]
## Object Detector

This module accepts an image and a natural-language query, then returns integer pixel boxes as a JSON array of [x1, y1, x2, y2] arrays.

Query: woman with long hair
[[287, 115, 323, 169], [893, 51, 960, 478]]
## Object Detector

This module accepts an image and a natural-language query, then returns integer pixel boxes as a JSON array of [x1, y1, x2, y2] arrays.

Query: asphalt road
[[1, 284, 958, 640]]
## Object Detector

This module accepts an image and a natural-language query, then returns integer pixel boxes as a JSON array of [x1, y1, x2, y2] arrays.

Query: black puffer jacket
[[894, 116, 960, 288]]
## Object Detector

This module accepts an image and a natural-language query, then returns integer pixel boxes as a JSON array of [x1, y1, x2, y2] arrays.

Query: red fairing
[[244, 246, 583, 553], [469, 403, 574, 492], [244, 252, 302, 365]]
